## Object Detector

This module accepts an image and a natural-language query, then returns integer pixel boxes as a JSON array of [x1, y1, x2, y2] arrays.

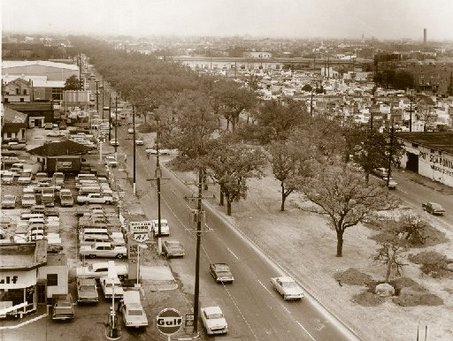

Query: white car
[[17, 172, 33, 185], [100, 276, 124, 299], [151, 219, 170, 237], [21, 193, 37, 207], [127, 128, 134, 134], [104, 155, 118, 167], [201, 306, 228, 335], [120, 291, 148, 328], [270, 276, 304, 301], [135, 139, 144, 146]]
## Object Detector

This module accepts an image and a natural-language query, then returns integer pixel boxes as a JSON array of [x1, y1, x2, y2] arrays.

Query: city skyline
[[2, 0, 453, 41]]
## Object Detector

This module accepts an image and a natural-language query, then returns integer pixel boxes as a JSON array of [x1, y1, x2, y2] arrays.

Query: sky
[[2, 0, 453, 41]]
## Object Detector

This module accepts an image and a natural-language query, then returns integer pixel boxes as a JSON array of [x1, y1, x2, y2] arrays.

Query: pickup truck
[[76, 277, 99, 304], [41, 187, 55, 207], [119, 291, 148, 328], [76, 261, 128, 279], [79, 242, 127, 259], [77, 193, 113, 205], [100, 276, 124, 299], [52, 294, 75, 321]]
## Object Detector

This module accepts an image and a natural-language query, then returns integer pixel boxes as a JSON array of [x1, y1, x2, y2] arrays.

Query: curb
[[0, 312, 48, 330]]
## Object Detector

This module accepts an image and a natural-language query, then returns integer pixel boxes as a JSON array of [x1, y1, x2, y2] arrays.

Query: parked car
[[372, 167, 388, 179], [21, 193, 37, 208], [76, 261, 128, 279], [200, 306, 228, 335], [1, 172, 15, 184], [135, 139, 144, 146], [145, 148, 171, 156], [151, 219, 170, 237], [59, 189, 74, 207], [77, 193, 113, 205], [209, 263, 234, 283], [162, 240, 185, 258], [119, 291, 148, 328], [422, 202, 445, 215], [270, 276, 304, 301], [100, 276, 124, 299], [381, 176, 398, 190], [127, 128, 134, 134], [79, 242, 127, 259], [17, 171, 33, 185], [52, 294, 75, 321], [76, 277, 99, 304], [52, 172, 65, 186], [2, 195, 16, 209]]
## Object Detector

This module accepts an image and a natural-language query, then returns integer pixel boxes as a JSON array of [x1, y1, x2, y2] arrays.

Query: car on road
[[201, 306, 228, 335], [382, 176, 398, 190], [422, 202, 445, 216], [119, 291, 148, 328], [2, 195, 17, 209], [127, 127, 134, 134], [110, 139, 119, 146], [209, 263, 234, 283], [135, 139, 144, 146], [52, 294, 75, 321], [151, 219, 170, 237], [104, 155, 118, 167], [79, 242, 127, 259], [162, 240, 185, 258], [270, 276, 304, 301], [76, 277, 99, 304]]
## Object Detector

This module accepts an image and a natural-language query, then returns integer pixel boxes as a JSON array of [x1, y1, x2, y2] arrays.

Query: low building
[[398, 132, 453, 187], [1, 106, 27, 142], [5, 102, 54, 127], [0, 241, 67, 319]]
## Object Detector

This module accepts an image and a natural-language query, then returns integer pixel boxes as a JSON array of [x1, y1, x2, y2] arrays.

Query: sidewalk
[[396, 168, 453, 195]]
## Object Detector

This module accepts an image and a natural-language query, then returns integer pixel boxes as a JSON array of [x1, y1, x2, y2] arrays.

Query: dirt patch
[[333, 268, 374, 286], [393, 287, 444, 307]]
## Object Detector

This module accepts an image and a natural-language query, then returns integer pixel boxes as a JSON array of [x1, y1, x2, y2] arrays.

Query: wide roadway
[[118, 124, 359, 341]]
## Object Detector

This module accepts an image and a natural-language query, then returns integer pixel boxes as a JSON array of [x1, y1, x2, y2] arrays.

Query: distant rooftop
[[2, 60, 79, 71], [0, 241, 47, 270], [397, 132, 453, 154]]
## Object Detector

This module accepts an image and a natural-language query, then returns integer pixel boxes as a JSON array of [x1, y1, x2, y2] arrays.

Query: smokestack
[[423, 28, 427, 44]]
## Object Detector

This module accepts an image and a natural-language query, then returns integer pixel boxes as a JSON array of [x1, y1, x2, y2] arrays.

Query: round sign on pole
[[156, 308, 183, 336]]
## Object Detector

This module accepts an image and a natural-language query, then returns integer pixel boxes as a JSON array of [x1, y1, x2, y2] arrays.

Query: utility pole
[[310, 91, 314, 117], [193, 168, 203, 334], [95, 80, 100, 116], [101, 80, 105, 120], [386, 120, 395, 188], [156, 142, 162, 254], [108, 96, 112, 141], [114, 97, 118, 158], [132, 105, 136, 196]]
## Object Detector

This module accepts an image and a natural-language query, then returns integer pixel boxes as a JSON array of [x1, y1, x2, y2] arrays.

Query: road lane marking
[[227, 247, 239, 260], [296, 321, 317, 341], [257, 279, 274, 296]]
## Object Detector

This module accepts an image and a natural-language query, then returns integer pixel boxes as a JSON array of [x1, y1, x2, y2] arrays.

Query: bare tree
[[301, 162, 397, 257]]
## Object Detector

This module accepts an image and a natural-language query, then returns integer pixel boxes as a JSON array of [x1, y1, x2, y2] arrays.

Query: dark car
[[422, 202, 445, 215], [209, 263, 234, 283]]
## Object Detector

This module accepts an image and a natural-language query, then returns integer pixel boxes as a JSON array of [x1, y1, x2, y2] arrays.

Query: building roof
[[28, 139, 91, 156], [3, 75, 65, 88], [6, 102, 53, 113], [397, 132, 453, 154], [2, 106, 28, 124], [2, 60, 79, 71]]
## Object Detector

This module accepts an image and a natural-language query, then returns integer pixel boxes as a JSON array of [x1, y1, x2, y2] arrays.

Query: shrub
[[352, 291, 384, 306], [409, 251, 451, 278], [333, 268, 374, 286]]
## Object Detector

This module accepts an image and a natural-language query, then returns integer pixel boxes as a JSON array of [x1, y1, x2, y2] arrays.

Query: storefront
[[0, 269, 37, 318]]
